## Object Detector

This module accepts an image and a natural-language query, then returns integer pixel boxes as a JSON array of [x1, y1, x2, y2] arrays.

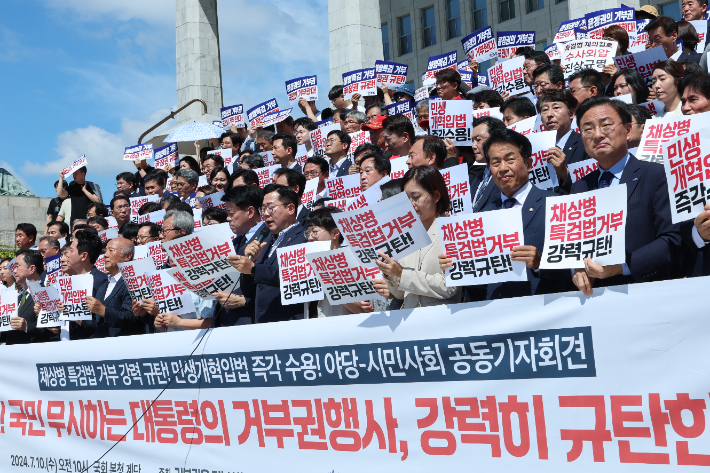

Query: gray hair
[[113, 238, 135, 259], [38, 235, 60, 248], [346, 110, 367, 124], [257, 130, 275, 143], [175, 168, 199, 186], [366, 102, 388, 116], [415, 99, 429, 113], [165, 210, 194, 235]]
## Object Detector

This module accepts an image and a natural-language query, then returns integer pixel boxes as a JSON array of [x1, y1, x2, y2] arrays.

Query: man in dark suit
[[470, 116, 505, 212], [231, 184, 307, 323], [538, 89, 590, 194], [273, 168, 310, 225], [440, 128, 567, 301], [571, 97, 682, 295], [681, 205, 710, 276], [61, 230, 109, 340], [645, 15, 701, 64], [213, 186, 265, 326], [325, 130, 352, 177], [89, 238, 147, 337], [272, 132, 303, 174], [7, 250, 54, 344]]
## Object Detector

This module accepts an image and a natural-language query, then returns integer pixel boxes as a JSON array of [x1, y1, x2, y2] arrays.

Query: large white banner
[[2, 276, 710, 471]]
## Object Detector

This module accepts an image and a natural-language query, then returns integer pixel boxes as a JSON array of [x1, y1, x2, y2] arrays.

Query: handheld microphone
[[249, 226, 271, 262]]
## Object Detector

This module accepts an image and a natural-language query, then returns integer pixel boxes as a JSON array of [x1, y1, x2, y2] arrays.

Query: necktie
[[260, 234, 277, 263], [473, 167, 492, 210], [503, 198, 518, 209], [599, 171, 614, 188], [19, 290, 27, 308]]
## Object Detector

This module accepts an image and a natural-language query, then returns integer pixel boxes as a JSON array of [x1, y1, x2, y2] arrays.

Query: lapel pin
[[529, 208, 533, 212], [633, 178, 638, 181]]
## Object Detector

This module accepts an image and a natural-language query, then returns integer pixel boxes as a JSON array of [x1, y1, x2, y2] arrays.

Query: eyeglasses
[[260, 204, 284, 215], [304, 170, 321, 178], [304, 227, 326, 239], [435, 81, 450, 87], [325, 139, 340, 145], [648, 35, 666, 46], [581, 122, 622, 138], [533, 82, 551, 91], [569, 86, 590, 95], [114, 204, 130, 211], [159, 227, 179, 235]]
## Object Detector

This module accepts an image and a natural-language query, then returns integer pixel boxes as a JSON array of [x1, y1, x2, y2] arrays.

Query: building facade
[[378, 0, 683, 86]]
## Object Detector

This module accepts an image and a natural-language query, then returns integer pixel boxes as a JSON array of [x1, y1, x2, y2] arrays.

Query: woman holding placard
[[375, 165, 461, 309], [652, 60, 684, 118]]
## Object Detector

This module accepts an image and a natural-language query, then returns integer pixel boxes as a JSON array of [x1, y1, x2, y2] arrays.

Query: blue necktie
[[599, 171, 614, 188], [503, 198, 517, 209], [473, 167, 492, 210]]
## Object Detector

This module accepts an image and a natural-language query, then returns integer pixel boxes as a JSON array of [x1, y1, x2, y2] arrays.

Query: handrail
[[137, 99, 208, 144]]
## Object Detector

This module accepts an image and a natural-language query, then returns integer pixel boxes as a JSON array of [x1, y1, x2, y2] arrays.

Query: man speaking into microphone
[[228, 184, 308, 323]]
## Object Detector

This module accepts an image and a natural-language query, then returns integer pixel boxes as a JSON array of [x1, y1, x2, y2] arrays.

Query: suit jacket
[[386, 221, 461, 309], [559, 131, 590, 194], [69, 267, 109, 340], [291, 163, 303, 174], [297, 205, 311, 226], [467, 185, 567, 301], [240, 222, 308, 323], [218, 234, 256, 327], [333, 158, 353, 178], [571, 155, 682, 286], [470, 168, 501, 213], [678, 51, 702, 64], [94, 277, 147, 338], [5, 290, 52, 345], [680, 219, 710, 277]]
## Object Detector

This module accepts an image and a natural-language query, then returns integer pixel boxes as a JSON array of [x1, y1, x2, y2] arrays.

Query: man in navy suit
[[325, 130, 352, 178], [439, 128, 567, 300], [272, 132, 303, 174], [571, 97, 682, 295], [538, 89, 590, 194], [7, 250, 55, 344], [231, 184, 308, 323], [470, 116, 505, 212], [273, 168, 310, 225], [89, 238, 148, 338], [681, 205, 710, 276]]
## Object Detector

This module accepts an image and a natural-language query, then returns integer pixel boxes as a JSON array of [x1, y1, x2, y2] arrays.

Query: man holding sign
[[571, 97, 681, 294], [7, 250, 53, 344]]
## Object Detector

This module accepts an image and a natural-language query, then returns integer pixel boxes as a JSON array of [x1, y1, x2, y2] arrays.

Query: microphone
[[249, 226, 271, 262]]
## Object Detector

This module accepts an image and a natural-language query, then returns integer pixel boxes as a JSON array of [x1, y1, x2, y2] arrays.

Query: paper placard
[[207, 148, 233, 167], [629, 19, 651, 53], [540, 185, 627, 269], [247, 99, 279, 128], [61, 155, 87, 178], [496, 31, 535, 61], [508, 115, 538, 136], [27, 281, 62, 328], [123, 144, 153, 161], [260, 151, 278, 167], [44, 254, 65, 286], [362, 176, 391, 206], [220, 104, 245, 128], [635, 113, 708, 163], [389, 156, 409, 180], [545, 43, 561, 60], [663, 128, 710, 223], [118, 258, 157, 302], [285, 76, 318, 103], [439, 208, 527, 286], [325, 173, 362, 200], [442, 163, 473, 216], [197, 190, 227, 210], [414, 86, 429, 102], [306, 247, 384, 305], [147, 240, 168, 268], [154, 143, 179, 169], [57, 274, 93, 321], [342, 68, 377, 100], [347, 131, 372, 160], [309, 123, 341, 158], [488, 56, 527, 96], [560, 40, 617, 78], [0, 289, 18, 332], [262, 109, 292, 127], [130, 195, 160, 223], [145, 269, 196, 316], [422, 50, 458, 86], [277, 241, 331, 305], [472, 107, 504, 121], [375, 61, 408, 90], [568, 158, 600, 183], [462, 27, 497, 64], [585, 7, 636, 40], [430, 100, 474, 146], [98, 228, 119, 244], [613, 47, 667, 87], [136, 209, 166, 226], [554, 18, 587, 44], [301, 178, 320, 210], [527, 130, 559, 190], [256, 164, 281, 188]]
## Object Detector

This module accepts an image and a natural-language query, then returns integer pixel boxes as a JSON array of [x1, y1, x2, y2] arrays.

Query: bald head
[[104, 237, 134, 275]]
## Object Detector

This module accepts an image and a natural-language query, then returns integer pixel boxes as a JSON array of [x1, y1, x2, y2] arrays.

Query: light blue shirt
[[556, 129, 573, 150]]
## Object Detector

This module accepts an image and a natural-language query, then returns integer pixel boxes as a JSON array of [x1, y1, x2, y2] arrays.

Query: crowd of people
[[2, 8, 709, 345]]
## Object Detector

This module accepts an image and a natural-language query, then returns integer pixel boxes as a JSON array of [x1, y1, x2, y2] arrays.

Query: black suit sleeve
[[103, 283, 145, 333]]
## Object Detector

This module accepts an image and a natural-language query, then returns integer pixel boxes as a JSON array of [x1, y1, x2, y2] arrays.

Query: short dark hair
[[160, 194, 181, 208], [401, 165, 450, 216], [231, 168, 260, 186], [515, 46, 535, 56], [17, 249, 44, 274], [110, 193, 130, 210], [47, 220, 70, 236], [273, 168, 307, 199], [680, 61, 704, 76], [645, 15, 678, 36], [328, 85, 344, 100], [575, 96, 632, 126], [523, 50, 551, 65], [679, 72, 710, 100], [472, 116, 507, 134], [608, 69, 650, 103], [240, 153, 264, 169], [144, 172, 166, 187], [294, 117, 318, 131], [536, 89, 578, 113], [382, 114, 415, 140], [365, 102, 388, 116], [434, 68, 462, 88], [304, 207, 344, 244], [272, 132, 298, 156], [305, 157, 329, 175], [568, 68, 606, 97], [54, 179, 68, 189], [360, 152, 391, 175], [220, 131, 243, 149], [483, 128, 532, 165], [73, 230, 103, 264], [166, 201, 194, 215], [653, 59, 685, 82], [262, 184, 299, 210], [222, 185, 264, 214], [87, 216, 109, 229], [138, 202, 162, 215], [625, 103, 653, 125], [602, 25, 630, 53], [202, 206, 228, 224], [353, 143, 382, 161], [411, 135, 447, 168], [380, 178, 404, 200], [500, 96, 537, 119], [203, 153, 225, 168], [88, 202, 109, 217], [116, 172, 137, 187], [210, 166, 232, 191], [472, 89, 504, 108], [532, 63, 564, 86], [16, 223, 37, 240], [327, 130, 352, 152], [179, 156, 201, 174], [139, 222, 161, 238], [119, 223, 140, 241]]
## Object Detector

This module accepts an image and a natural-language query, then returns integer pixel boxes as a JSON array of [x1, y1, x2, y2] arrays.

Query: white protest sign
[[439, 208, 527, 286], [0, 289, 18, 332], [117, 258, 157, 302], [507, 115, 538, 136], [640, 99, 665, 117], [568, 158, 600, 183], [98, 228, 119, 244], [220, 104, 245, 128], [57, 274, 93, 321], [389, 156, 409, 180], [129, 194, 160, 223], [145, 269, 196, 316], [255, 164, 282, 188], [585, 7, 636, 40], [27, 281, 62, 328], [246, 99, 279, 128], [386, 101, 417, 125], [277, 241, 331, 306], [260, 151, 278, 167], [635, 113, 705, 163], [147, 240, 168, 268], [430, 99, 473, 146], [333, 192, 432, 267], [153, 143, 179, 168], [554, 18, 586, 44], [347, 130, 372, 160], [123, 143, 153, 161], [545, 43, 561, 60], [611, 93, 633, 104], [629, 19, 650, 53], [94, 255, 105, 273], [309, 123, 341, 158], [422, 50, 458, 86], [136, 209, 166, 226], [133, 244, 148, 260], [192, 208, 203, 231], [345, 193, 368, 212], [61, 155, 87, 178], [207, 147, 233, 167], [540, 185, 627, 269], [414, 86, 429, 102], [461, 27, 497, 64], [198, 190, 227, 210], [307, 247, 384, 305], [375, 60, 408, 90], [301, 178, 320, 211], [527, 130, 558, 190], [262, 109, 293, 128], [472, 107, 504, 121], [325, 173, 362, 200], [487, 56, 527, 97], [560, 40, 616, 78], [285, 75, 318, 103], [442, 163, 473, 216], [295, 144, 309, 167], [613, 47, 667, 87], [342, 68, 377, 100], [662, 128, 710, 223]]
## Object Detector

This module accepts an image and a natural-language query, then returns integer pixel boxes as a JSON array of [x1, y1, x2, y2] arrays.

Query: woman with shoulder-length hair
[[652, 60, 685, 118], [375, 165, 461, 308], [607, 69, 650, 104]]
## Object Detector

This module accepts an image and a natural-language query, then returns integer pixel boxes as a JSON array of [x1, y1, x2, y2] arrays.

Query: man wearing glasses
[[230, 184, 308, 323], [531, 64, 565, 95], [325, 130, 352, 178], [644, 16, 701, 63], [303, 157, 329, 199], [109, 194, 131, 231], [173, 169, 199, 207], [570, 97, 681, 295]]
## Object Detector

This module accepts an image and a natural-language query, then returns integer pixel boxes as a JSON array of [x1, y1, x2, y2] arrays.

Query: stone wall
[[0, 196, 53, 248]]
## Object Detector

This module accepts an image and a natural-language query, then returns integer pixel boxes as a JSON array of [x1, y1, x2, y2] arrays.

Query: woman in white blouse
[[652, 60, 684, 118]]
